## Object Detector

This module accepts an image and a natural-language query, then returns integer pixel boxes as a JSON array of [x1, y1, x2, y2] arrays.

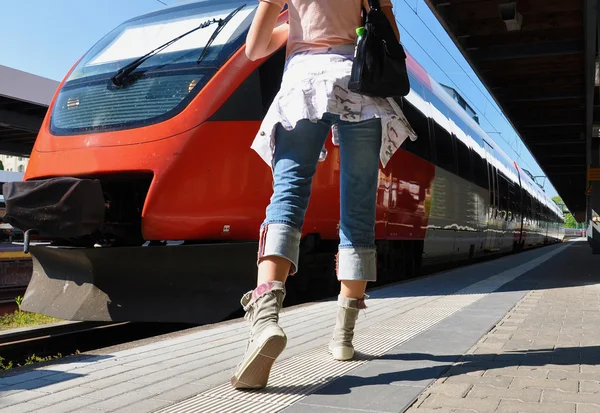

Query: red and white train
[[7, 1, 563, 323]]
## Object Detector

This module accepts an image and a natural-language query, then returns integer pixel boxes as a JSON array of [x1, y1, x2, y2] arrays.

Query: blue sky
[[0, 0, 559, 198]]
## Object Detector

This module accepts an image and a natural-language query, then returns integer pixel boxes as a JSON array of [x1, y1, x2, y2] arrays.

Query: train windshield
[[51, 1, 256, 135]]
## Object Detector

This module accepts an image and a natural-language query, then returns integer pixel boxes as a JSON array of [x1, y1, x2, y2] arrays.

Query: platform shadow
[[261, 345, 599, 396], [364, 241, 600, 301], [0, 354, 112, 392], [315, 345, 599, 395]]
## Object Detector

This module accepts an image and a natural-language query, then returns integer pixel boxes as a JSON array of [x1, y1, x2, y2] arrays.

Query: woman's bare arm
[[246, 2, 289, 61]]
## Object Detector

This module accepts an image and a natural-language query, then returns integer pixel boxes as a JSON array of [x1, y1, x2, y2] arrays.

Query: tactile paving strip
[[154, 244, 569, 413]]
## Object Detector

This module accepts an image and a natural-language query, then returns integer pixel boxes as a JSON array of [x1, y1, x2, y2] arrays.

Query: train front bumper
[[21, 242, 259, 324]]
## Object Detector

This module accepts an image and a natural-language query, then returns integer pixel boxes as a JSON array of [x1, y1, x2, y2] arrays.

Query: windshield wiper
[[111, 4, 245, 88], [196, 4, 246, 65]]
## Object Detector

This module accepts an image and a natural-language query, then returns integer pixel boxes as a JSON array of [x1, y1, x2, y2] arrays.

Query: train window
[[483, 142, 497, 210], [528, 194, 534, 223], [424, 88, 456, 173], [400, 97, 432, 162], [541, 206, 546, 222], [51, 1, 259, 135], [498, 174, 509, 220], [472, 151, 488, 189], [455, 138, 473, 182], [210, 71, 264, 121], [214, 46, 285, 121], [488, 164, 497, 210], [509, 182, 519, 221], [433, 124, 456, 173]]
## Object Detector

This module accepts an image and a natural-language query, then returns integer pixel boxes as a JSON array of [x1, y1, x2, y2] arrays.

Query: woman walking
[[231, 0, 416, 389]]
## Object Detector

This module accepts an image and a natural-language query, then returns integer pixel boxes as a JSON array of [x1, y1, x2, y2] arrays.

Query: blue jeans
[[258, 113, 382, 281]]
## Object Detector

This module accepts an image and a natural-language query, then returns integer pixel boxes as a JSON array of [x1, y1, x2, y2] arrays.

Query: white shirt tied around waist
[[250, 44, 418, 169]]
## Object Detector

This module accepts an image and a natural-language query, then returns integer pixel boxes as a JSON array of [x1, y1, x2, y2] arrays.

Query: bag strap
[[368, 0, 382, 11], [361, 0, 382, 25]]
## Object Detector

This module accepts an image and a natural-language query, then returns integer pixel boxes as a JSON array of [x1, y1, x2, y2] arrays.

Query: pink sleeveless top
[[251, 0, 416, 170], [261, 0, 394, 58]]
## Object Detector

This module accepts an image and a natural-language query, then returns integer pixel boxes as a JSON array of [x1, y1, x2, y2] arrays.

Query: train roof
[[405, 52, 563, 220]]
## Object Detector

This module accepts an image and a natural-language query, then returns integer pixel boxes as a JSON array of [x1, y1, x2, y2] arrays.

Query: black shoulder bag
[[348, 0, 411, 98]]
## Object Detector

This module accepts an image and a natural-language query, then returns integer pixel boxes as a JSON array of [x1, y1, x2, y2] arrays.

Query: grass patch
[[0, 353, 67, 371], [0, 296, 70, 370], [0, 311, 63, 331], [0, 296, 62, 331]]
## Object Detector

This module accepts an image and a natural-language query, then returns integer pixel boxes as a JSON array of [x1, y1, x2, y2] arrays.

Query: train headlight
[[66, 96, 80, 110], [188, 79, 198, 93]]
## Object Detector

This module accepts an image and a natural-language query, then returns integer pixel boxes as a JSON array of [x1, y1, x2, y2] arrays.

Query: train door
[[483, 142, 498, 252], [545, 206, 551, 243], [496, 172, 510, 251], [523, 191, 533, 248], [470, 147, 489, 257], [531, 196, 540, 245], [543, 206, 550, 244], [519, 186, 526, 247], [421, 89, 457, 263], [514, 168, 524, 250], [508, 180, 521, 250], [453, 138, 477, 261], [492, 167, 503, 251]]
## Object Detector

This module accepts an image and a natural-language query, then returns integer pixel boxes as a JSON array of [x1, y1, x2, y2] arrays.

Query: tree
[[564, 213, 578, 228], [552, 196, 579, 229], [552, 196, 564, 210]]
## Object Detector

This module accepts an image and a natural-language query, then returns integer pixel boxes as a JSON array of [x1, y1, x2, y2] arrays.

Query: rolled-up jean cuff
[[337, 246, 377, 281], [258, 223, 302, 274]]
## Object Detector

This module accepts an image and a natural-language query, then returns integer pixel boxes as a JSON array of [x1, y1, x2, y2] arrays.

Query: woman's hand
[[246, 2, 288, 61]]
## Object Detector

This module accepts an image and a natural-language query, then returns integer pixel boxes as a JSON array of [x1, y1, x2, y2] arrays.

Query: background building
[[0, 155, 28, 173]]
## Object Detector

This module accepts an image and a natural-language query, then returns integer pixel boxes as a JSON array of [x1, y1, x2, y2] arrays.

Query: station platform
[[0, 240, 597, 413], [0, 244, 29, 261]]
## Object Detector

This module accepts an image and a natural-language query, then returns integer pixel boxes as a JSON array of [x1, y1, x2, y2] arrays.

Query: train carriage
[[4, 0, 564, 324]]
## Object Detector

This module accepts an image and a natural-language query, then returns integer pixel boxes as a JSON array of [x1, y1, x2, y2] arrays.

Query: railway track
[[0, 286, 26, 316], [0, 321, 192, 367]]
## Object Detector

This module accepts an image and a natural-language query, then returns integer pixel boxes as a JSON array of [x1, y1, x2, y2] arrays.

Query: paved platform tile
[[407, 242, 600, 413]]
